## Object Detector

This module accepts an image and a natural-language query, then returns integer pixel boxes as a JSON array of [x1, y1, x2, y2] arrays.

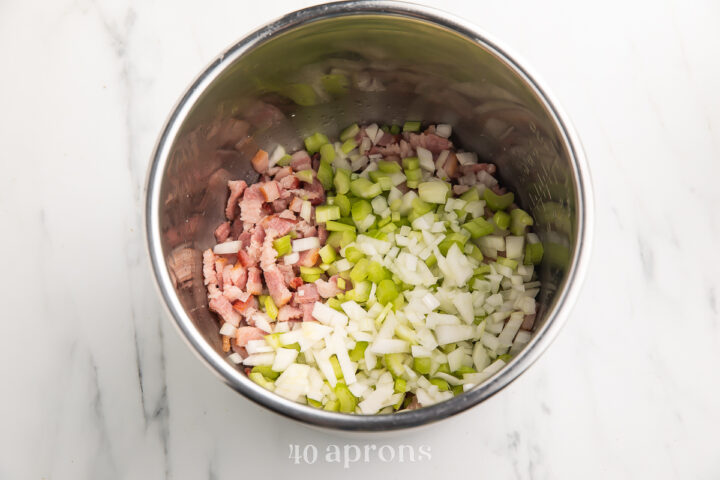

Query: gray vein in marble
[[88, 353, 118, 478], [637, 236, 655, 281]]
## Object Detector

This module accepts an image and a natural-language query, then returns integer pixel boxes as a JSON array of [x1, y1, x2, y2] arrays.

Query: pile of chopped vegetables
[[203, 122, 543, 414]]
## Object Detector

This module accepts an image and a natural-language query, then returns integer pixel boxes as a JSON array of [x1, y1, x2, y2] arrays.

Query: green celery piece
[[367, 261, 390, 283], [307, 398, 323, 408], [378, 160, 402, 173], [301, 272, 321, 282], [321, 73, 349, 97], [327, 298, 343, 311], [295, 169, 315, 184], [349, 341, 369, 361], [323, 399, 340, 411], [403, 121, 422, 132], [462, 217, 494, 239], [315, 205, 340, 223], [351, 199, 373, 224], [317, 159, 334, 190], [350, 258, 370, 283], [334, 168, 351, 195], [377, 216, 392, 228], [524, 242, 544, 265], [340, 230, 356, 248], [459, 188, 480, 202], [497, 353, 513, 362], [474, 265, 492, 277], [320, 143, 336, 163], [264, 296, 278, 320], [390, 124, 401, 135], [284, 342, 301, 351], [412, 197, 434, 215], [484, 188, 514, 211], [319, 244, 338, 264], [251, 365, 280, 380], [424, 254, 437, 268], [341, 138, 358, 154], [394, 324, 417, 344], [376, 279, 399, 305], [351, 280, 371, 303], [325, 220, 356, 233], [304, 132, 330, 154], [496, 256, 518, 270], [330, 355, 343, 380], [436, 363, 450, 375], [452, 385, 464, 396], [273, 234, 292, 256], [377, 176, 392, 191], [438, 232, 469, 256], [394, 377, 407, 394], [402, 156, 420, 169], [350, 178, 382, 199], [249, 372, 275, 390], [467, 243, 484, 262], [493, 210, 510, 230], [440, 343, 456, 354], [340, 123, 360, 141], [368, 170, 390, 183], [418, 181, 450, 204], [413, 357, 431, 375], [384, 353, 408, 377], [334, 193, 351, 216], [510, 208, 534, 236], [334, 383, 358, 413], [429, 378, 450, 392], [404, 168, 422, 182], [276, 154, 292, 167], [453, 366, 477, 377], [343, 246, 364, 263]]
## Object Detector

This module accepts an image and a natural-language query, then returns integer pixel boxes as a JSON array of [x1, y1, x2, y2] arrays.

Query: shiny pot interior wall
[[158, 14, 579, 391]]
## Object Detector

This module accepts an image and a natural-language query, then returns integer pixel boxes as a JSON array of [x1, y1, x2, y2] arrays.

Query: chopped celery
[[341, 138, 358, 153], [378, 160, 402, 173], [394, 377, 408, 393], [264, 331, 280, 348], [390, 124, 401, 135], [467, 243, 484, 262], [402, 156, 420, 170], [307, 398, 323, 408], [330, 355, 343, 379], [340, 123, 360, 141], [350, 280, 371, 303], [367, 261, 390, 283], [334, 168, 351, 194], [411, 197, 434, 215], [327, 298, 343, 311], [285, 342, 301, 351], [350, 178, 382, 199], [403, 121, 422, 132], [377, 216, 392, 228], [413, 357, 432, 375], [350, 258, 370, 283], [524, 242, 544, 265], [404, 168, 422, 184], [343, 246, 363, 263], [369, 170, 389, 183], [326, 231, 344, 249], [493, 210, 510, 230], [452, 385, 464, 396], [264, 296, 278, 320], [321, 73, 349, 97], [301, 272, 321, 282], [429, 378, 450, 392], [496, 256, 518, 270], [251, 365, 280, 380], [497, 353, 513, 362], [349, 341, 369, 361], [438, 232, 469, 255], [484, 188, 514, 211], [385, 353, 408, 377], [462, 217, 494, 239], [436, 363, 450, 375], [453, 365, 477, 377], [418, 181, 450, 204], [273, 235, 292, 256], [440, 343, 456, 354], [459, 188, 480, 202], [323, 399, 340, 411], [337, 277, 346, 290], [474, 265, 492, 277], [510, 208, 534, 236], [424, 254, 437, 268], [325, 220, 356, 232], [320, 143, 336, 163], [249, 372, 275, 390], [377, 279, 399, 305], [295, 169, 315, 184], [276, 154, 292, 167], [304, 132, 330, 154], [351, 199, 373, 223], [335, 383, 358, 412], [315, 205, 340, 223], [334, 193, 351, 216], [377, 176, 392, 191], [317, 159, 334, 190], [319, 244, 338, 264]]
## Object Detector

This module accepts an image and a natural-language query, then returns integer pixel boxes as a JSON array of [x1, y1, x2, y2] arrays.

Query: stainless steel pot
[[146, 0, 593, 431]]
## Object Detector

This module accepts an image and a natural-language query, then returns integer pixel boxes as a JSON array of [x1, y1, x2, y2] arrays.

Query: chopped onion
[[417, 147, 435, 171], [213, 240, 241, 254], [272, 348, 299, 372], [456, 152, 477, 165], [242, 352, 275, 366], [369, 339, 410, 354], [283, 252, 300, 265], [227, 352, 244, 364], [268, 145, 286, 167], [292, 236, 320, 252], [435, 124, 452, 138], [435, 325, 475, 345], [219, 323, 237, 337], [300, 200, 312, 222]]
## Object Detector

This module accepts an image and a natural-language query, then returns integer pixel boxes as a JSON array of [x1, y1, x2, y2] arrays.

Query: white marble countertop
[[2, 0, 719, 478]]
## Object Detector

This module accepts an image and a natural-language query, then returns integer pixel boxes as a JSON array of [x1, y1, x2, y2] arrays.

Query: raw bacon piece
[[294, 283, 319, 304], [297, 248, 319, 267], [251, 149, 269, 174], [214, 221, 231, 243], [260, 181, 280, 202], [278, 305, 303, 321], [209, 295, 241, 327], [235, 326, 265, 346], [264, 265, 293, 307], [290, 150, 312, 171], [225, 180, 247, 219], [246, 267, 263, 295]]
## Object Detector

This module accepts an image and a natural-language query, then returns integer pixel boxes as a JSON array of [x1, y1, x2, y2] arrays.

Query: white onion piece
[[268, 145, 286, 167], [456, 151, 478, 165], [300, 200, 312, 222], [283, 252, 300, 265], [272, 348, 299, 372], [435, 124, 452, 138], [213, 240, 241, 254], [369, 339, 410, 354], [219, 323, 237, 337], [227, 353, 244, 364], [435, 325, 475, 345], [242, 352, 275, 366], [417, 147, 435, 171], [292, 236, 320, 252]]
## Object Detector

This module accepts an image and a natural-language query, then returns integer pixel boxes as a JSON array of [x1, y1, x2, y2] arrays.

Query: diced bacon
[[398, 140, 414, 158], [246, 267, 263, 295], [273, 166, 293, 180], [453, 185, 471, 195], [251, 149, 269, 174], [491, 184, 507, 195], [235, 326, 265, 347], [247, 226, 266, 263], [460, 163, 496, 175], [521, 314, 536, 331], [260, 181, 280, 202], [215, 257, 228, 288], [294, 221, 317, 238], [304, 179, 326, 206], [202, 249, 218, 286], [260, 215, 295, 236], [302, 303, 316, 322], [375, 131, 395, 146], [278, 264, 296, 285], [315, 277, 342, 298], [289, 196, 304, 213], [237, 249, 254, 268], [278, 305, 303, 321], [278, 174, 300, 190], [260, 233, 278, 271], [238, 231, 252, 248], [222, 264, 233, 290], [225, 180, 247, 219], [230, 217, 244, 239], [214, 221, 231, 243], [290, 150, 312, 171], [294, 283, 319, 304], [289, 277, 303, 289], [240, 185, 265, 226], [278, 209, 296, 221], [223, 286, 250, 303], [317, 225, 328, 245], [230, 264, 247, 290], [444, 152, 459, 178], [209, 295, 241, 327], [407, 132, 453, 154], [272, 198, 289, 213], [297, 248, 319, 267], [264, 265, 293, 307], [232, 295, 257, 314]]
